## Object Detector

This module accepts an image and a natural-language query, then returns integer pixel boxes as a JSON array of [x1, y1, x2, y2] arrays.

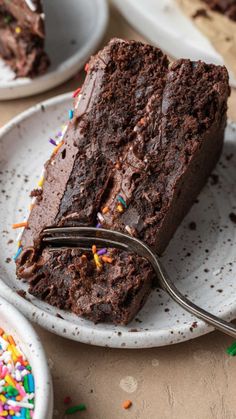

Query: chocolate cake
[[15, 39, 230, 325], [0, 0, 49, 77], [202, 0, 236, 20]]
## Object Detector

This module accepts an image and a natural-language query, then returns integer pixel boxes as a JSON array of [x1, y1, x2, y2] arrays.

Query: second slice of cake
[[15, 39, 230, 324], [0, 0, 49, 77]]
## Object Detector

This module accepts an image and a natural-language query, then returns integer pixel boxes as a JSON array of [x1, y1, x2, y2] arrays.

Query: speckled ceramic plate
[[112, 0, 236, 87], [0, 0, 108, 100], [0, 92, 236, 348]]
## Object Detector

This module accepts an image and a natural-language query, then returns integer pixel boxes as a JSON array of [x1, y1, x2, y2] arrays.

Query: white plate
[[0, 93, 236, 349], [112, 0, 236, 87], [0, 0, 108, 100], [0, 296, 53, 419]]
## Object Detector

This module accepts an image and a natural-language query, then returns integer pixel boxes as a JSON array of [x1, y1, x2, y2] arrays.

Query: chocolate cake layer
[[202, 0, 236, 20], [0, 0, 49, 77], [16, 39, 230, 325]]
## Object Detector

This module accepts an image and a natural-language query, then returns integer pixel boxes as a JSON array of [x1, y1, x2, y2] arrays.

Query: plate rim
[[1, 92, 235, 349], [0, 0, 108, 100]]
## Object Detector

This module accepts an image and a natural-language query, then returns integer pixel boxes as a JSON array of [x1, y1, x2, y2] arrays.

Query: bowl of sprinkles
[[0, 296, 53, 419]]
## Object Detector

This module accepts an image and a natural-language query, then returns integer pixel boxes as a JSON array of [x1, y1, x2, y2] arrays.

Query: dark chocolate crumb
[[229, 213, 236, 224], [226, 153, 233, 161], [5, 257, 11, 263], [210, 174, 219, 185], [164, 308, 170, 312], [7, 239, 13, 245], [188, 221, 196, 230], [30, 189, 43, 198], [17, 289, 27, 299], [56, 313, 64, 319], [192, 8, 210, 19]]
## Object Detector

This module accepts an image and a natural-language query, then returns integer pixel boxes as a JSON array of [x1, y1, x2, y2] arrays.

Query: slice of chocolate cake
[[0, 0, 49, 77], [15, 39, 230, 325]]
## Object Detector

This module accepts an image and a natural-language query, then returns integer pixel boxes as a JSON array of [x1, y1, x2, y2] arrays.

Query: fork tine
[[43, 235, 129, 252], [43, 227, 145, 255]]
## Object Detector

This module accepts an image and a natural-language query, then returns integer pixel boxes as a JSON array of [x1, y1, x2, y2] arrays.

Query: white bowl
[[0, 0, 108, 99], [0, 296, 53, 419]]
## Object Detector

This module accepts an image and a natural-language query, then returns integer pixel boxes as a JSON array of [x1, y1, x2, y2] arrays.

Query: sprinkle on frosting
[[12, 222, 28, 230], [13, 246, 23, 261], [116, 204, 123, 213], [52, 141, 64, 156], [15, 27, 21, 34], [68, 110, 73, 120], [117, 195, 127, 208], [73, 87, 81, 98], [101, 256, 113, 264], [24, 0, 37, 12], [125, 225, 133, 235], [97, 248, 107, 256], [97, 212, 105, 223], [93, 253, 102, 271], [102, 206, 109, 215], [49, 138, 57, 146]]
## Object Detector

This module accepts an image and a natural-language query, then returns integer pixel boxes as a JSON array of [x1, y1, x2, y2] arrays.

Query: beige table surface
[[1, 4, 236, 419]]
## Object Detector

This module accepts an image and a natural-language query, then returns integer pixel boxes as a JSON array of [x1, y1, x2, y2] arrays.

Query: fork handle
[[157, 260, 236, 339]]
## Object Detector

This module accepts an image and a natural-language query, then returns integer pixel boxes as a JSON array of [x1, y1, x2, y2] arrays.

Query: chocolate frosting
[[0, 0, 49, 77]]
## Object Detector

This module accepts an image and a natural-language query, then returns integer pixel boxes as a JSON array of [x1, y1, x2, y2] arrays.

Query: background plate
[[0, 93, 236, 348], [0, 0, 108, 100], [112, 0, 236, 87]]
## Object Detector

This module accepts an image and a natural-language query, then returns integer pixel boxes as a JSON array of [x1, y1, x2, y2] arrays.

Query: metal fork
[[43, 226, 236, 338]]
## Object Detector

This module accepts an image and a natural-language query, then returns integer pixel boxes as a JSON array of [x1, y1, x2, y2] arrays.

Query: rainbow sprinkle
[[226, 342, 236, 356], [65, 404, 86, 415], [49, 138, 57, 146], [68, 110, 73, 120], [72, 87, 81, 98], [117, 195, 127, 208], [97, 248, 107, 256], [0, 328, 35, 417], [13, 247, 23, 261]]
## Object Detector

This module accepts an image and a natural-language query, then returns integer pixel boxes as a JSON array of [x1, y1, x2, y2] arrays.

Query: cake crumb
[[192, 8, 210, 19], [188, 221, 196, 230], [210, 174, 219, 185], [229, 212, 236, 224]]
